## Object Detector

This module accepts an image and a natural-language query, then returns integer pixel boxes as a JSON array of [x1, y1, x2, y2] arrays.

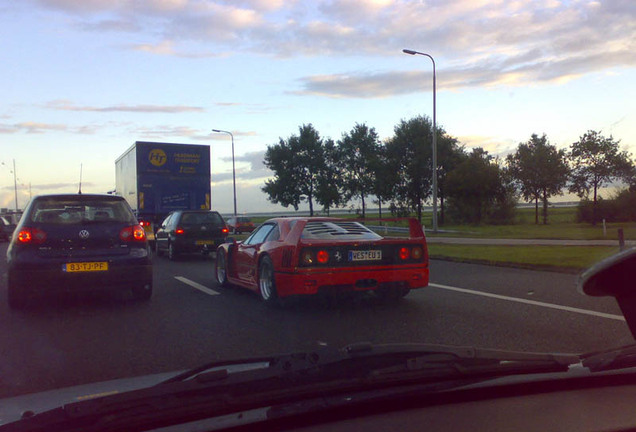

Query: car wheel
[[7, 275, 28, 309], [132, 282, 153, 301], [168, 242, 177, 261], [215, 249, 229, 287], [258, 256, 282, 306]]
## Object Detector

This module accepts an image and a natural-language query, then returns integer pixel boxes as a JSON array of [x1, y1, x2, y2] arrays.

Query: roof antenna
[[78, 163, 83, 195]]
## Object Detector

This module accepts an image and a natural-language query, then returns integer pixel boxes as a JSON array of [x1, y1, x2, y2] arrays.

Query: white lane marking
[[175, 276, 220, 296], [429, 283, 625, 322]]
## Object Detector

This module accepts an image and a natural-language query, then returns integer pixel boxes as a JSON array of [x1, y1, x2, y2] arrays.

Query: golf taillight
[[120, 225, 146, 242], [175, 228, 185, 235], [16, 227, 47, 244], [222, 227, 229, 234]]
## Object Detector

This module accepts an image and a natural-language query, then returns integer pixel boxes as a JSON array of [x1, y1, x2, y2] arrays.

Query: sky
[[1, 0, 635, 214]]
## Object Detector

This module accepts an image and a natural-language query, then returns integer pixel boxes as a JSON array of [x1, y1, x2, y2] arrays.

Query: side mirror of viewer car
[[579, 248, 636, 339]]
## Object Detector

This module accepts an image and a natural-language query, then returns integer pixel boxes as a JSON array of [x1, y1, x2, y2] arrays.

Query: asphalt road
[[0, 242, 632, 399]]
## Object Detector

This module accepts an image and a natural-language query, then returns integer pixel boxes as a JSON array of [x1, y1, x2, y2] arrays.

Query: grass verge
[[428, 244, 620, 273]]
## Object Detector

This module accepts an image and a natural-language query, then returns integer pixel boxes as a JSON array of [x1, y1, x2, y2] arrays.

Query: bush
[[577, 190, 636, 223], [445, 192, 516, 225], [486, 190, 517, 225]]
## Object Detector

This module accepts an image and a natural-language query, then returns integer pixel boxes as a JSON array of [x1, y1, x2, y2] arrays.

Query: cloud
[[29, 0, 636, 92], [293, 45, 635, 98], [129, 40, 231, 58], [458, 135, 517, 157], [130, 125, 212, 141], [214, 150, 271, 182], [126, 125, 260, 142], [46, 100, 205, 113], [0, 182, 94, 191], [0, 122, 98, 135]]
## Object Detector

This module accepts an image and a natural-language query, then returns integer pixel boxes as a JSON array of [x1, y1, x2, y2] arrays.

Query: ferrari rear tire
[[215, 249, 229, 287], [258, 256, 282, 306]]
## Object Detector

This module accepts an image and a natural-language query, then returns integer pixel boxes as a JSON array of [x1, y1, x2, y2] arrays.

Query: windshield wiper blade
[[581, 343, 636, 372], [339, 342, 578, 380], [3, 343, 579, 432], [160, 342, 576, 386]]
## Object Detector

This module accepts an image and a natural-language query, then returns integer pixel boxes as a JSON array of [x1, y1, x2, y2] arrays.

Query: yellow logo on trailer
[[148, 149, 167, 167]]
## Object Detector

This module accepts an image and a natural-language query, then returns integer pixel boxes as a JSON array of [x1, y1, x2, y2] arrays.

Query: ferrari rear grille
[[303, 221, 376, 237]]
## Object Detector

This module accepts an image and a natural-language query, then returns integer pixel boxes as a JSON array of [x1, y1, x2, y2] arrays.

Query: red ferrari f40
[[214, 217, 429, 305]]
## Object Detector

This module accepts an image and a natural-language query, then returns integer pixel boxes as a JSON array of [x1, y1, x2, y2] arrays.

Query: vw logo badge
[[79, 230, 90, 239]]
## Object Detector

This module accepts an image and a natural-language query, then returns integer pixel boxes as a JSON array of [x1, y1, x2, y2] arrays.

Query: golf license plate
[[64, 262, 109, 272], [195, 240, 215, 245], [348, 250, 382, 262]]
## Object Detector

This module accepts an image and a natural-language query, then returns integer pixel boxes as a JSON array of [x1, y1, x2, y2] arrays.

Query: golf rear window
[[180, 212, 223, 225], [30, 197, 136, 224]]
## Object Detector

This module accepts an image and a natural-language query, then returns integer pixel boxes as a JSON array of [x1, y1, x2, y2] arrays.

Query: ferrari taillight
[[411, 247, 424, 260], [317, 250, 329, 264], [301, 249, 330, 265], [399, 247, 410, 260], [301, 250, 314, 265]]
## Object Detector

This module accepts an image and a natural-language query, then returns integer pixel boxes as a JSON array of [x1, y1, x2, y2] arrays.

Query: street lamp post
[[13, 159, 18, 212], [402, 48, 438, 232], [211, 129, 237, 218], [1, 159, 19, 211]]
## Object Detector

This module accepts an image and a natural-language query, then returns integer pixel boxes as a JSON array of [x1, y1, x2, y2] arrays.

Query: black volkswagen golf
[[155, 210, 229, 260], [6, 194, 153, 309]]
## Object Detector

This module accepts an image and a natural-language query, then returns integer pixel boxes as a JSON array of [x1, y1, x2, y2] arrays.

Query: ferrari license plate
[[195, 240, 215, 245], [64, 262, 109, 272], [349, 250, 382, 261]]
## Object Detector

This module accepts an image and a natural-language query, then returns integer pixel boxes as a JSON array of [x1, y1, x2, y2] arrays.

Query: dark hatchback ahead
[[0, 215, 16, 242], [6, 194, 153, 309], [155, 210, 228, 260]]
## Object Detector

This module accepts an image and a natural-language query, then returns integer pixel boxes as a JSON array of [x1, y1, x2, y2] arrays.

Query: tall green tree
[[436, 135, 466, 225], [336, 123, 381, 218], [385, 116, 433, 223], [446, 148, 512, 224], [507, 134, 570, 224], [262, 124, 326, 216], [315, 139, 343, 215], [569, 130, 634, 225], [370, 142, 397, 220]]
